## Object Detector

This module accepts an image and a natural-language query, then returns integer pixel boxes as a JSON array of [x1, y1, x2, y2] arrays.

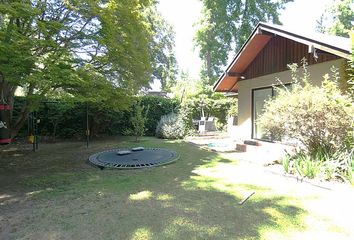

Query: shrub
[[37, 102, 87, 139], [179, 93, 237, 132], [140, 95, 179, 135], [155, 113, 186, 139], [13, 95, 177, 140], [282, 154, 292, 174], [282, 148, 353, 182], [259, 60, 354, 156], [127, 101, 149, 142], [293, 152, 321, 179], [179, 98, 200, 132], [261, 60, 354, 182], [227, 103, 238, 117]]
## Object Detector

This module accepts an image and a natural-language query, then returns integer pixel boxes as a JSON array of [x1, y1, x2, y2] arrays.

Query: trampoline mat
[[89, 148, 179, 169]]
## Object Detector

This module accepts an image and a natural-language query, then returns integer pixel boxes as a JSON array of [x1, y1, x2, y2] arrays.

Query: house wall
[[227, 116, 238, 137], [236, 58, 345, 140]]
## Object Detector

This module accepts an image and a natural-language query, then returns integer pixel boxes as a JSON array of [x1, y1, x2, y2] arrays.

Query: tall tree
[[0, 0, 174, 137], [316, 0, 354, 37], [146, 7, 178, 91], [194, 0, 293, 85]]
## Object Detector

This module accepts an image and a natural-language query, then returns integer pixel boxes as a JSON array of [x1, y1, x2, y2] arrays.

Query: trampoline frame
[[88, 147, 179, 169]]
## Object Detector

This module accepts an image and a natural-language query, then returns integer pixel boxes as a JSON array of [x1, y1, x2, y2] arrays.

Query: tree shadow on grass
[[0, 138, 307, 239]]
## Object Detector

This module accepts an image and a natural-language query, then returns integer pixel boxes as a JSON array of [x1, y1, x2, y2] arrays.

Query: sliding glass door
[[252, 87, 272, 140], [252, 84, 292, 140]]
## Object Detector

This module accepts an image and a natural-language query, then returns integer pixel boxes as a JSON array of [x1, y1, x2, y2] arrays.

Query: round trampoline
[[89, 147, 179, 169]]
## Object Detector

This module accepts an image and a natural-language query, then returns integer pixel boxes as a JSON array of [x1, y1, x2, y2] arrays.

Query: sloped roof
[[213, 22, 352, 92]]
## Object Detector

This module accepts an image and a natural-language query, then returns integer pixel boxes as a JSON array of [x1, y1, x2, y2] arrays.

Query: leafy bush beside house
[[259, 63, 353, 155], [259, 61, 354, 182]]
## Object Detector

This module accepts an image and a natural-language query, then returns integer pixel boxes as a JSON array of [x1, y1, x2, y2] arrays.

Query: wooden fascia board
[[213, 74, 239, 92], [214, 24, 272, 92], [213, 73, 226, 91]]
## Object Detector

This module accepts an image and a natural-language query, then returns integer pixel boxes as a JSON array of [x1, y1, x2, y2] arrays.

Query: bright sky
[[155, 0, 335, 89], [157, 0, 203, 81]]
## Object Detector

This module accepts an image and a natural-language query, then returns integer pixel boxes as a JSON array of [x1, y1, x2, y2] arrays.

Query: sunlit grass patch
[[131, 228, 153, 240], [156, 193, 173, 201], [162, 217, 221, 238], [129, 191, 153, 201]]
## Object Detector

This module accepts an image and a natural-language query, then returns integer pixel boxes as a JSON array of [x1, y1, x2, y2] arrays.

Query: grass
[[0, 136, 353, 239]]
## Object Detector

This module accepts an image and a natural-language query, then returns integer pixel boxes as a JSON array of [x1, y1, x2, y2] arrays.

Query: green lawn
[[0, 137, 352, 239]]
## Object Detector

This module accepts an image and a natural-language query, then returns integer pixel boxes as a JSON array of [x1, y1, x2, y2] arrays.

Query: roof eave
[[213, 22, 352, 93]]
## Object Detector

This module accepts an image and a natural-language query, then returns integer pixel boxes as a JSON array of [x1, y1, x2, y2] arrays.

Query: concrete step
[[236, 140, 264, 152], [236, 143, 261, 152], [236, 143, 247, 152]]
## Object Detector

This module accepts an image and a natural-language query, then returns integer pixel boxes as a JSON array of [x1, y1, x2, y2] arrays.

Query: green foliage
[[0, 0, 176, 137], [347, 32, 354, 99], [330, 149, 354, 182], [179, 92, 237, 131], [169, 71, 200, 101], [194, 0, 292, 84], [140, 95, 178, 135], [167, 71, 237, 132], [227, 102, 238, 117], [41, 103, 91, 139], [283, 148, 353, 182], [128, 101, 149, 142], [316, 0, 354, 37], [259, 61, 354, 155], [282, 154, 291, 174], [293, 153, 321, 179], [43, 102, 76, 141], [145, 6, 178, 91], [155, 113, 186, 139], [13, 95, 177, 140], [261, 61, 354, 182]]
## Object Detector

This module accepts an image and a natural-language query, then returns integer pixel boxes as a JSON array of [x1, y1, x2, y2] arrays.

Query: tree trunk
[[2, 82, 35, 139], [53, 121, 58, 142], [11, 103, 30, 138], [206, 51, 212, 78], [0, 78, 24, 139]]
